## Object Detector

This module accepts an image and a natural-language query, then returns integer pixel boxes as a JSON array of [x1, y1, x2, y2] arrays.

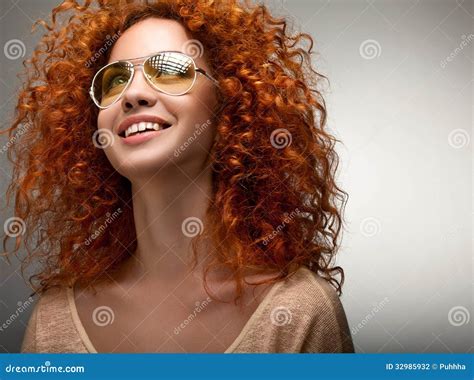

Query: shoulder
[[280, 266, 355, 352], [36, 286, 70, 310], [21, 287, 66, 352], [21, 286, 87, 353], [267, 266, 347, 322], [31, 286, 72, 328], [230, 266, 355, 353], [286, 266, 351, 327]]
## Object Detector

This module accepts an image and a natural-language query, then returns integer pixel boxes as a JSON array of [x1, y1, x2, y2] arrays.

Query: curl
[[1, 0, 349, 306]]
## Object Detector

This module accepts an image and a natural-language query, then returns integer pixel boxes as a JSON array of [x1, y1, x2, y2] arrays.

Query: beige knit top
[[21, 266, 355, 353]]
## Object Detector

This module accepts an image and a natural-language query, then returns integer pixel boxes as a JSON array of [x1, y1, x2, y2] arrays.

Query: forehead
[[108, 18, 192, 62]]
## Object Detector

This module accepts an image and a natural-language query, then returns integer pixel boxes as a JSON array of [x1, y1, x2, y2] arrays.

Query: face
[[96, 18, 219, 181]]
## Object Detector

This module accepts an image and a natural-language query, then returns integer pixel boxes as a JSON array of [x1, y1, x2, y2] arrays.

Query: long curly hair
[[1, 0, 349, 306]]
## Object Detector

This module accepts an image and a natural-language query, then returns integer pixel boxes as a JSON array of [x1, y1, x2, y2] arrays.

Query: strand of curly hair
[[1, 0, 349, 307]]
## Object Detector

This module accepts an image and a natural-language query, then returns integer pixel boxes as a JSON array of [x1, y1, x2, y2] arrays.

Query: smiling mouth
[[118, 122, 173, 138]]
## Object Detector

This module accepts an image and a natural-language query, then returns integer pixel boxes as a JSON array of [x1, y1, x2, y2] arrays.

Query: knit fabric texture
[[21, 266, 355, 353]]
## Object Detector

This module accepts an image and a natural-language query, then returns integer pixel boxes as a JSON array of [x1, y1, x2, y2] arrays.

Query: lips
[[121, 128, 168, 145], [116, 115, 173, 138]]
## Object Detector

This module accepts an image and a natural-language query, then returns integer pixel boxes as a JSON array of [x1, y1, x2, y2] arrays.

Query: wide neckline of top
[[65, 269, 303, 353]]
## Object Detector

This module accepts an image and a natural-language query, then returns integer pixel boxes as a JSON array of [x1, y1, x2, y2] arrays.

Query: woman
[[3, 0, 353, 353]]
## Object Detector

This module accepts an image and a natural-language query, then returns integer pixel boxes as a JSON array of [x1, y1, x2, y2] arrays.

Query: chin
[[108, 150, 174, 178]]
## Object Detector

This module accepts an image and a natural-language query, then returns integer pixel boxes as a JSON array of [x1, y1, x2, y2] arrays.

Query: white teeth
[[123, 122, 163, 137]]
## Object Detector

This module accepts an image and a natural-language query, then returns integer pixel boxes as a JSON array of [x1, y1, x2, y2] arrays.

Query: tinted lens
[[92, 62, 133, 107], [144, 52, 196, 95]]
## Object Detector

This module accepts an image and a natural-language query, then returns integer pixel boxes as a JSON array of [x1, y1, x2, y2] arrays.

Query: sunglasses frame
[[89, 50, 220, 109]]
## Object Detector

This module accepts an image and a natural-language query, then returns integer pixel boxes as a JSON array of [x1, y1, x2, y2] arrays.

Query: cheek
[[181, 94, 217, 139], [94, 109, 124, 171], [97, 109, 113, 131], [171, 100, 217, 161], [184, 85, 218, 127]]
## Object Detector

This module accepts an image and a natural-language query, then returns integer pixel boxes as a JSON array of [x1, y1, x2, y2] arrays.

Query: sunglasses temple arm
[[196, 68, 220, 87]]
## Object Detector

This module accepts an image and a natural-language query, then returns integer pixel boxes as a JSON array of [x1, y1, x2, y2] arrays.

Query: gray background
[[0, 0, 472, 353]]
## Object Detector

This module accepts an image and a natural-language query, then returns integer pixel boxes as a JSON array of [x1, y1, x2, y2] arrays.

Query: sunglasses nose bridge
[[118, 62, 161, 108], [127, 62, 157, 92], [122, 62, 148, 88]]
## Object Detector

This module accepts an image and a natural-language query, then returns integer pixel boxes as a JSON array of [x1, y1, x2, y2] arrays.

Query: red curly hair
[[2, 0, 349, 306]]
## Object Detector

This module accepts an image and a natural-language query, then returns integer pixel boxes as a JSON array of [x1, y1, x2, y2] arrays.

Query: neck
[[119, 164, 217, 288]]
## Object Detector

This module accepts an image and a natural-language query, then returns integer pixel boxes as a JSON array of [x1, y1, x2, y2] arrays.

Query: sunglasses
[[89, 50, 219, 109]]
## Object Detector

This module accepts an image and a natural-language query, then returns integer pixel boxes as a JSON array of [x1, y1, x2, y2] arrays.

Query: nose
[[121, 66, 158, 111]]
